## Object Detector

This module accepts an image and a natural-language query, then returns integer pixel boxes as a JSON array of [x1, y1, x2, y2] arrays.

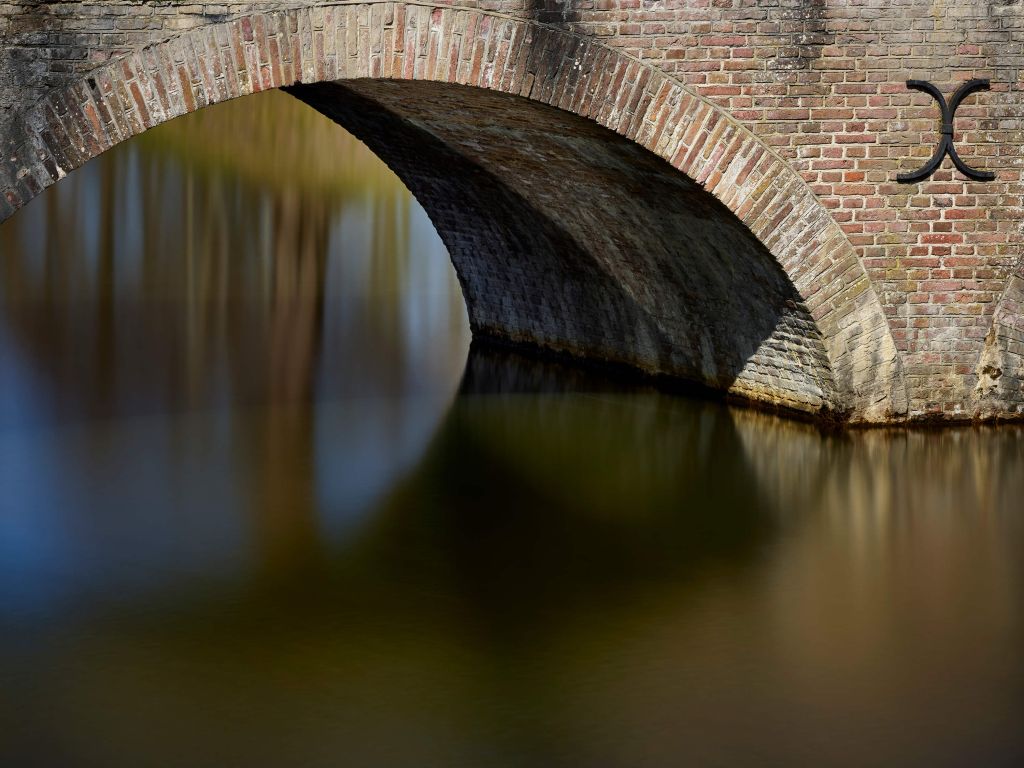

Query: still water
[[1, 90, 1022, 767]]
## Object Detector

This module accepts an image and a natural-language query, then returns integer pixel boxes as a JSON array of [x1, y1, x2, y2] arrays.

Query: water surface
[[0, 90, 1022, 767]]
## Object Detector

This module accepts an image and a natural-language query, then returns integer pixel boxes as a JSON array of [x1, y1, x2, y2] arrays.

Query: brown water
[[0, 90, 1022, 767]]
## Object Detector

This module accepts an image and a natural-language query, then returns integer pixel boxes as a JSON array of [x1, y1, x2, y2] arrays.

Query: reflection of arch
[[0, 3, 905, 422]]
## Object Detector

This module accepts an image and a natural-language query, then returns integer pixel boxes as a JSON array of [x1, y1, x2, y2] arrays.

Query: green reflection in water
[[0, 90, 1022, 768]]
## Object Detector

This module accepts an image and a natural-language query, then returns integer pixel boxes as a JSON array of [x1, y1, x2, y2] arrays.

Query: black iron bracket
[[897, 79, 995, 183]]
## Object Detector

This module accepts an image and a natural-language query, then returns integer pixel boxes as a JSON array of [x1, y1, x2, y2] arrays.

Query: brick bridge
[[2, 0, 1023, 425]]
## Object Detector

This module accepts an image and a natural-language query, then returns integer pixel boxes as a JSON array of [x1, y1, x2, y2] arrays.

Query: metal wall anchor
[[897, 79, 995, 183]]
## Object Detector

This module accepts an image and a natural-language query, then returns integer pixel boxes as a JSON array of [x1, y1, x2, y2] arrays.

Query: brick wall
[[1, 0, 1023, 422], [611, 0, 1024, 421]]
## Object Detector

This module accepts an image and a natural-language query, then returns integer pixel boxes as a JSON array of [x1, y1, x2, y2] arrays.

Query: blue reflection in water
[[0, 90, 470, 619]]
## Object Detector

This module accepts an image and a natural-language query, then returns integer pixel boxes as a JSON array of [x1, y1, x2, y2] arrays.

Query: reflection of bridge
[[2, 1, 1023, 424]]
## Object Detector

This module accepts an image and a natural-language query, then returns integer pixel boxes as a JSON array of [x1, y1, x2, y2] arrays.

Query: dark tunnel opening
[[285, 79, 840, 417]]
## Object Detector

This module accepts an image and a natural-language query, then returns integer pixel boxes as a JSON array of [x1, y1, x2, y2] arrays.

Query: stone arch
[[0, 2, 906, 422]]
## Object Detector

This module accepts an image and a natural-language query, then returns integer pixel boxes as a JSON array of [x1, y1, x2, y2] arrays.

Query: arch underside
[[290, 80, 839, 414]]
